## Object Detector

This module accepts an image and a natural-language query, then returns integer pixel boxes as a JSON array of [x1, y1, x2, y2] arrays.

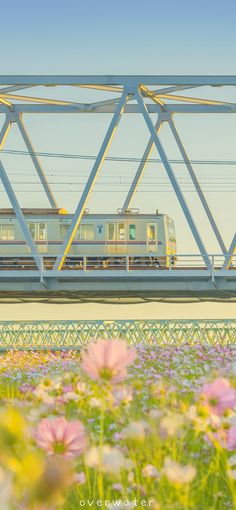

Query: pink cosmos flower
[[81, 339, 136, 384], [74, 471, 86, 485], [34, 417, 87, 458], [200, 378, 236, 416], [206, 426, 236, 451], [226, 427, 236, 450]]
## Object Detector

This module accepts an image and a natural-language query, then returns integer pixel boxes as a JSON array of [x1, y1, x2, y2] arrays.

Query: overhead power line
[[2, 148, 236, 166]]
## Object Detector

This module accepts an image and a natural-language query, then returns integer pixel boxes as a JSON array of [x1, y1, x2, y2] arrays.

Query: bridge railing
[[0, 254, 235, 272]]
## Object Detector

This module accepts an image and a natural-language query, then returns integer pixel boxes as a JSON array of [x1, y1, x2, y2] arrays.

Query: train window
[[118, 223, 125, 241], [39, 223, 47, 241], [168, 220, 176, 239], [148, 224, 156, 241], [107, 223, 115, 241], [60, 224, 94, 241], [79, 225, 94, 241], [0, 224, 15, 240], [129, 224, 136, 240], [28, 223, 36, 240], [60, 225, 69, 239]]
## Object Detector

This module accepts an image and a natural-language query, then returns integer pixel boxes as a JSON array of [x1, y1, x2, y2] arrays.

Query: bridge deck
[[0, 255, 235, 302]]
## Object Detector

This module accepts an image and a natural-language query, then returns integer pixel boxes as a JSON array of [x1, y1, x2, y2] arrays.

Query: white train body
[[0, 209, 176, 266]]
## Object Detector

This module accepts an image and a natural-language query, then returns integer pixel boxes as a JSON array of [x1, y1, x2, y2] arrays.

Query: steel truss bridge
[[0, 320, 235, 349], [0, 75, 236, 302]]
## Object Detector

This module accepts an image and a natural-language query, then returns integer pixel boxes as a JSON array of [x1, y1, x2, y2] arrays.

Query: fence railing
[[0, 254, 235, 272], [0, 319, 235, 349]]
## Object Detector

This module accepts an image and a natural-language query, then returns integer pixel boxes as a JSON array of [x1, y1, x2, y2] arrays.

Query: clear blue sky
[[1, 0, 236, 75], [0, 0, 236, 318]]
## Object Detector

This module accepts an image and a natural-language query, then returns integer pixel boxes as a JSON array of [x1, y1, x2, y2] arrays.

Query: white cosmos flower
[[85, 445, 125, 474], [89, 397, 103, 409], [163, 457, 196, 484], [122, 420, 150, 441], [160, 413, 184, 437], [228, 454, 236, 467], [112, 386, 133, 406], [149, 408, 162, 419], [142, 464, 159, 478], [227, 469, 236, 480]]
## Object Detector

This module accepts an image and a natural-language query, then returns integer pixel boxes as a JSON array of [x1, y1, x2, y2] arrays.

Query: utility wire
[[2, 148, 236, 165]]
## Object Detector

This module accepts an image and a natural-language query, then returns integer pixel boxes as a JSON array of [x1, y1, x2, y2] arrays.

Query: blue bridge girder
[[0, 259, 235, 302], [0, 75, 236, 302]]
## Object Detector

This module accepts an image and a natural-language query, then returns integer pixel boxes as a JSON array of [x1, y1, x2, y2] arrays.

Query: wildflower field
[[1, 339, 236, 510]]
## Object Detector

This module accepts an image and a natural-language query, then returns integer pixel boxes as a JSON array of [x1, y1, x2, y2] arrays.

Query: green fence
[[0, 320, 235, 349]]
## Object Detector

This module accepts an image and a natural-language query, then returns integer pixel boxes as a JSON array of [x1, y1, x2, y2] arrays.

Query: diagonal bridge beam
[[16, 115, 58, 208], [121, 117, 163, 212], [135, 87, 212, 270], [168, 117, 226, 254], [0, 161, 42, 270], [122, 87, 226, 256], [53, 90, 128, 270], [0, 116, 12, 150], [222, 233, 236, 270]]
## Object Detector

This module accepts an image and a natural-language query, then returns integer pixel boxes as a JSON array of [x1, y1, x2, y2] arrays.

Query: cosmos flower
[[74, 472, 86, 485], [163, 457, 196, 484], [34, 417, 87, 458], [142, 464, 159, 478], [81, 339, 136, 383], [200, 378, 236, 416], [112, 386, 133, 406], [160, 413, 185, 437], [122, 420, 150, 441], [226, 426, 236, 450], [206, 426, 236, 451], [85, 445, 125, 474], [227, 454, 236, 479]]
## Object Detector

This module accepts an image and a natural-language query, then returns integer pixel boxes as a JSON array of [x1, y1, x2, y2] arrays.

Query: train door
[[27, 222, 48, 253], [106, 222, 126, 254], [146, 223, 157, 253]]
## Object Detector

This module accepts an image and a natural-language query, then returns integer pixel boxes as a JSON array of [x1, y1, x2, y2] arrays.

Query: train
[[0, 208, 177, 268]]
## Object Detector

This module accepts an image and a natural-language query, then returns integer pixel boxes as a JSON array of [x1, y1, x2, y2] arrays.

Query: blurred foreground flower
[[142, 464, 159, 479], [163, 457, 196, 484], [32, 457, 75, 509], [112, 385, 133, 406], [160, 412, 185, 437], [81, 339, 136, 383], [74, 471, 86, 485], [85, 445, 125, 474], [200, 378, 236, 416], [34, 417, 87, 458], [122, 420, 150, 442], [227, 454, 236, 480], [0, 466, 12, 510], [206, 426, 236, 451]]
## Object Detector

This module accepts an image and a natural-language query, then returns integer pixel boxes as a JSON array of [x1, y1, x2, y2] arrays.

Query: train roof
[[0, 208, 68, 216], [0, 209, 167, 219]]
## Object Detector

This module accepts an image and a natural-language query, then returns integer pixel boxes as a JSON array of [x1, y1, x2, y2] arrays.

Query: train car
[[0, 208, 177, 268]]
